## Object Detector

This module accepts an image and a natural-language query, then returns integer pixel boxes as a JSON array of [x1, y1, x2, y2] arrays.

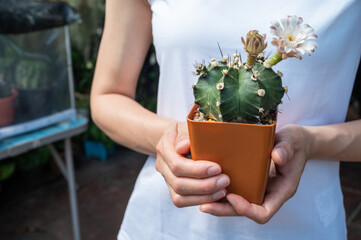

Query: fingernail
[[216, 176, 230, 188], [275, 148, 286, 163], [207, 166, 221, 176], [213, 189, 226, 200], [227, 195, 236, 206], [200, 206, 211, 214]]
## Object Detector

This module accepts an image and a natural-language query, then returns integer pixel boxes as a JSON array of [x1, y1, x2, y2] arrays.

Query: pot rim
[[187, 104, 277, 128]]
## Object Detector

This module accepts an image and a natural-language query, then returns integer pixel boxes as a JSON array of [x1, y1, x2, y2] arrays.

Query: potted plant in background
[[0, 76, 18, 127], [83, 121, 114, 162], [187, 16, 317, 204], [14, 58, 55, 121]]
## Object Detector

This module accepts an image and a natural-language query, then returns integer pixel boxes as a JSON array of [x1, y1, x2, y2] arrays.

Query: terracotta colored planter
[[0, 90, 18, 127], [187, 104, 276, 205]]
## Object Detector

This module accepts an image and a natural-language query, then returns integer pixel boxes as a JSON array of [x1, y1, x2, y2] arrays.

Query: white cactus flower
[[216, 101, 221, 107], [222, 55, 229, 62], [211, 58, 216, 62], [211, 61, 218, 68], [222, 69, 228, 75], [270, 15, 318, 60]]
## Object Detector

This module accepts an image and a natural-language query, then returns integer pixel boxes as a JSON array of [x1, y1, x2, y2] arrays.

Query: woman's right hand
[[156, 123, 230, 207]]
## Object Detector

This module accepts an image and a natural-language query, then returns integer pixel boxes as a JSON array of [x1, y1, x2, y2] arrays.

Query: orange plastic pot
[[0, 90, 18, 127], [187, 104, 276, 205]]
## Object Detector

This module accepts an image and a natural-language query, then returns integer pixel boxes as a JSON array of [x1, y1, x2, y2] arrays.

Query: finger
[[163, 142, 221, 178], [175, 137, 190, 155], [175, 123, 190, 155], [168, 183, 227, 208], [199, 202, 238, 216], [224, 172, 297, 223], [161, 159, 230, 195], [165, 154, 222, 178], [161, 123, 222, 178], [268, 160, 277, 178], [266, 153, 304, 195], [271, 141, 294, 166], [226, 194, 271, 224], [245, 157, 302, 223]]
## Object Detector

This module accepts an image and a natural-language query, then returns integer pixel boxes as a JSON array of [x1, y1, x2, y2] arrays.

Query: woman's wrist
[[301, 125, 317, 161], [302, 122, 357, 162]]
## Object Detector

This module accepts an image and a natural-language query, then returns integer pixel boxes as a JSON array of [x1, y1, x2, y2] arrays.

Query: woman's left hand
[[199, 124, 313, 224]]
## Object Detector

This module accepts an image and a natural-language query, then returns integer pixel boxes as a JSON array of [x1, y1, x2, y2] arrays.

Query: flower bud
[[241, 30, 267, 57]]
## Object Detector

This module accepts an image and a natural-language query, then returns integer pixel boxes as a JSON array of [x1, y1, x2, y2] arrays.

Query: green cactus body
[[193, 60, 285, 124]]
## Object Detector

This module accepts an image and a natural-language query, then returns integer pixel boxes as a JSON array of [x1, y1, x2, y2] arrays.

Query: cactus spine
[[193, 31, 285, 124]]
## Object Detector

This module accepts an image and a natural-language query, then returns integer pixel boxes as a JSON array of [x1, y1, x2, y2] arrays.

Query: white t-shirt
[[118, 0, 361, 239]]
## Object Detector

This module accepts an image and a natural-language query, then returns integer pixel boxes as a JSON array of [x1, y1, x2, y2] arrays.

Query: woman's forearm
[[91, 93, 175, 156], [90, 0, 168, 156], [305, 119, 361, 162]]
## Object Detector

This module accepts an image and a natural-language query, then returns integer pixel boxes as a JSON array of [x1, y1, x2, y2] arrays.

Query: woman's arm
[[91, 0, 175, 156], [306, 119, 361, 162], [91, 0, 229, 207]]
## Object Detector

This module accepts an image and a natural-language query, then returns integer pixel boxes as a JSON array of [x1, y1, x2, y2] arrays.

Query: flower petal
[[271, 37, 279, 47], [298, 40, 318, 55], [270, 20, 283, 37]]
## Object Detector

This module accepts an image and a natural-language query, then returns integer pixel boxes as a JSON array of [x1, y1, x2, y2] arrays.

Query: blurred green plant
[[0, 161, 15, 182], [72, 47, 95, 94], [0, 147, 51, 183], [14, 59, 51, 89], [15, 147, 51, 171], [136, 44, 159, 112], [66, 0, 105, 62]]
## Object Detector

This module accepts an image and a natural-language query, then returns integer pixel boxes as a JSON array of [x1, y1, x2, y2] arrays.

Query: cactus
[[193, 31, 285, 124], [192, 16, 318, 124]]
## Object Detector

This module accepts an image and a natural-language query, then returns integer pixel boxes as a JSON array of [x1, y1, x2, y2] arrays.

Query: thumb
[[175, 137, 190, 155], [272, 142, 293, 166]]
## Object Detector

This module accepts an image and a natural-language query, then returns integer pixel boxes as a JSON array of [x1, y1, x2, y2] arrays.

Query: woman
[[91, 0, 361, 239]]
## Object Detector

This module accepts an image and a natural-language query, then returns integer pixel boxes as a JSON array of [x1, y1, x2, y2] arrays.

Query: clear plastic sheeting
[[0, 0, 81, 34], [0, 27, 76, 140]]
